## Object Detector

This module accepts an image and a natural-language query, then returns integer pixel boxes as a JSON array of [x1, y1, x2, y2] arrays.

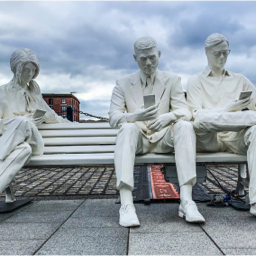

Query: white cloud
[[1, 1, 256, 117]]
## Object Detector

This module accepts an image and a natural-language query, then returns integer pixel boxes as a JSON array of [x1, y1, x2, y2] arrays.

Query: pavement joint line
[[90, 167, 106, 194], [126, 226, 131, 255], [32, 198, 86, 255], [199, 224, 225, 255], [75, 167, 93, 195], [59, 168, 83, 195], [103, 167, 115, 194]]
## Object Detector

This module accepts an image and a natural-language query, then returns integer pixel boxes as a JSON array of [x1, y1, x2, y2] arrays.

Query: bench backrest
[[38, 122, 117, 154]]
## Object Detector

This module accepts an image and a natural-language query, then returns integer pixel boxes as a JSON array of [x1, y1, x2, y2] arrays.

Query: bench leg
[[5, 183, 16, 203], [236, 164, 247, 196]]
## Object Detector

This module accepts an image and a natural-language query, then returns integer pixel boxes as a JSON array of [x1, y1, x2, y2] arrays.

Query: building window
[[49, 106, 53, 109], [62, 99, 66, 104], [62, 115, 66, 118], [49, 99, 53, 105], [62, 106, 66, 112]]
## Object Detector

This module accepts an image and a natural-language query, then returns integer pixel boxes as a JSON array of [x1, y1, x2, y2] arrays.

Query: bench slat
[[43, 137, 116, 146], [44, 145, 115, 154], [38, 122, 111, 130], [26, 152, 247, 167], [40, 129, 119, 137]]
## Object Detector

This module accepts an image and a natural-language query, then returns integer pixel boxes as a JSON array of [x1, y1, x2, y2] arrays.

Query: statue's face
[[206, 41, 230, 69], [20, 62, 37, 84], [133, 47, 161, 76]]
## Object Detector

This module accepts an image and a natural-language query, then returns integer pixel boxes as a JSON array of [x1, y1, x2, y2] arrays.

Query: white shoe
[[250, 204, 256, 216], [179, 200, 205, 223], [119, 204, 140, 227]]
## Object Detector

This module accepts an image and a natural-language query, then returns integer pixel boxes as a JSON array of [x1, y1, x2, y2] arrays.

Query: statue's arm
[[40, 98, 70, 123], [242, 75, 256, 111], [109, 80, 130, 128], [169, 76, 192, 121]]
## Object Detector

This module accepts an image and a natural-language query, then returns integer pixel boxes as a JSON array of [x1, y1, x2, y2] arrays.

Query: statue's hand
[[147, 112, 176, 132], [225, 97, 253, 112], [127, 104, 159, 122]]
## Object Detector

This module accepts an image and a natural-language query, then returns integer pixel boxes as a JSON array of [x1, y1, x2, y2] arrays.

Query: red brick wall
[[43, 96, 80, 122]]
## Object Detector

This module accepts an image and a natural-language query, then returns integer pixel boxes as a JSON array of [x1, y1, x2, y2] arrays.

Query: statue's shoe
[[250, 204, 256, 216], [179, 200, 205, 223], [119, 204, 140, 227]]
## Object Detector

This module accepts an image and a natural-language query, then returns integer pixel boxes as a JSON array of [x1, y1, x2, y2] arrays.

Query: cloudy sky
[[1, 1, 256, 119]]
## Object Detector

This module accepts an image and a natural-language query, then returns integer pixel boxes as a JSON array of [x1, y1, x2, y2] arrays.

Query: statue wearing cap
[[0, 48, 69, 202]]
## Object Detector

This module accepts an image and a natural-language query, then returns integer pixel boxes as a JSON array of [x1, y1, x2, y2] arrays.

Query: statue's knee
[[177, 120, 194, 132], [120, 123, 139, 134], [245, 125, 256, 145], [23, 143, 32, 157]]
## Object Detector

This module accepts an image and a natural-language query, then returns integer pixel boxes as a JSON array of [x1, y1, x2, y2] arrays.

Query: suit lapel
[[130, 70, 143, 107], [153, 71, 166, 104]]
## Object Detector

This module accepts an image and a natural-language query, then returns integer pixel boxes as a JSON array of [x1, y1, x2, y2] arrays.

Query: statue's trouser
[[0, 116, 44, 194], [114, 120, 197, 191], [194, 111, 256, 205]]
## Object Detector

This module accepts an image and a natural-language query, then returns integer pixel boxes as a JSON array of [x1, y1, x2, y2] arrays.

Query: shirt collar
[[140, 69, 158, 86], [9, 79, 31, 93], [203, 66, 230, 77]]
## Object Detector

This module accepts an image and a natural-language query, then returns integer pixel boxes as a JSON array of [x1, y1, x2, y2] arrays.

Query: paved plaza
[[0, 165, 254, 255], [0, 165, 243, 200]]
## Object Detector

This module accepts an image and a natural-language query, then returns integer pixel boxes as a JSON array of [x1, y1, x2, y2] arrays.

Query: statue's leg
[[114, 123, 146, 227], [159, 120, 205, 223], [0, 142, 32, 196], [244, 125, 256, 215], [115, 123, 145, 191], [0, 116, 44, 162]]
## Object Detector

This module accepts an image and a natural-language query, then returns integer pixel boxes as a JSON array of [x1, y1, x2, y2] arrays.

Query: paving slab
[[223, 248, 256, 255], [0, 223, 60, 240], [201, 216, 256, 249], [24, 200, 83, 212], [4, 210, 73, 223], [72, 199, 119, 217], [62, 216, 120, 228], [198, 203, 251, 219], [0, 240, 45, 255], [130, 203, 201, 233], [128, 232, 222, 255], [36, 227, 128, 255]]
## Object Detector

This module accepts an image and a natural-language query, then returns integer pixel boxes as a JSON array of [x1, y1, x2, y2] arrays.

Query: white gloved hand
[[127, 104, 159, 122]]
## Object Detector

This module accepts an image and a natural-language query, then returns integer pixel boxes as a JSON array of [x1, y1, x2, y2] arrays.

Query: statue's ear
[[158, 51, 161, 58], [133, 54, 137, 62]]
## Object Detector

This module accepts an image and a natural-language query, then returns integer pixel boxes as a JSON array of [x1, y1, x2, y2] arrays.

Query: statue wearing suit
[[109, 36, 205, 227]]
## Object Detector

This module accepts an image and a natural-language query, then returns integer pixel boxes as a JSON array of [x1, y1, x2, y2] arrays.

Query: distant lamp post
[[67, 105, 73, 122]]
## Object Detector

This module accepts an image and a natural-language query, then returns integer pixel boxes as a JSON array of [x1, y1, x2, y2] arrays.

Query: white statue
[[109, 36, 205, 227], [0, 48, 69, 203], [187, 33, 256, 216]]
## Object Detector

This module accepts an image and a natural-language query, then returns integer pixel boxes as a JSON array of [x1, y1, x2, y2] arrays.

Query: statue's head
[[205, 33, 230, 69], [10, 48, 40, 85], [133, 36, 161, 76]]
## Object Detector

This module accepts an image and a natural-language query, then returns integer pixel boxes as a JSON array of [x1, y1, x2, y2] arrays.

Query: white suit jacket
[[109, 70, 191, 143]]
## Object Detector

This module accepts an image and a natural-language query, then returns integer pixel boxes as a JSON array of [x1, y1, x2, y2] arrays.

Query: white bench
[[23, 122, 249, 196]]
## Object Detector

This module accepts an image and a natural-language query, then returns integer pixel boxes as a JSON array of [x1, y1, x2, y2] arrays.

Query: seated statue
[[186, 33, 256, 216], [109, 36, 205, 227], [0, 48, 69, 202]]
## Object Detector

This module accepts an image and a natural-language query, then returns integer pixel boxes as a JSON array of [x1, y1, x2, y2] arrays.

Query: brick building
[[42, 93, 80, 122]]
